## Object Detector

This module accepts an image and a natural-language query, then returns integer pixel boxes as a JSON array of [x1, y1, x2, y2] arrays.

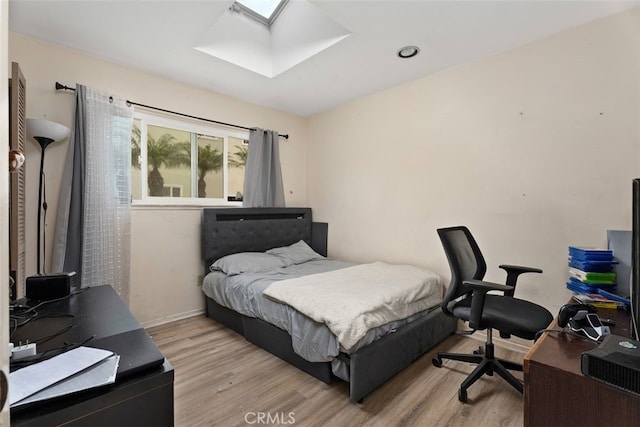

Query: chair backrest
[[437, 226, 487, 316]]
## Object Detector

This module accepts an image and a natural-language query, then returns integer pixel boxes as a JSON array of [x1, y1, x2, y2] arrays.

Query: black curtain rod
[[55, 82, 289, 139]]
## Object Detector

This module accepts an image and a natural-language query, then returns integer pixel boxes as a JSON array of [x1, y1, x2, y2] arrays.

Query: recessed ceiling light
[[397, 46, 420, 59]]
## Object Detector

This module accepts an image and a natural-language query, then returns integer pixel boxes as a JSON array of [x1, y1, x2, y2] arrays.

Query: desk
[[9, 285, 174, 426], [524, 306, 640, 427]]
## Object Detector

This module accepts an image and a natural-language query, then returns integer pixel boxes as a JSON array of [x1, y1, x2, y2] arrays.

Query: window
[[131, 113, 249, 205], [163, 185, 183, 198], [232, 0, 288, 27]]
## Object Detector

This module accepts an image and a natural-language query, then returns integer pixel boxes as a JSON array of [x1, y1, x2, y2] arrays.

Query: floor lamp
[[26, 118, 70, 276]]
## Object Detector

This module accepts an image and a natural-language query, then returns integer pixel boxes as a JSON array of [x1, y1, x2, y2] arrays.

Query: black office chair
[[433, 226, 553, 403]]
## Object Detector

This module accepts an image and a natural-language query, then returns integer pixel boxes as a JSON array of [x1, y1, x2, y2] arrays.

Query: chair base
[[432, 340, 523, 403]]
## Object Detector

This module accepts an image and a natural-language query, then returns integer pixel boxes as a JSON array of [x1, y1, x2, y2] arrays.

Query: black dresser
[[10, 285, 174, 426]]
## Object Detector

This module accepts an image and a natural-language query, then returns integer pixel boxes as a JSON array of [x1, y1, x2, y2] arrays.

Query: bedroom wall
[[8, 33, 308, 325], [8, 7, 639, 327], [306, 7, 640, 316]]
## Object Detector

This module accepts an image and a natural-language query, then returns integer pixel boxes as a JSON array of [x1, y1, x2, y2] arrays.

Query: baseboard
[[465, 330, 531, 355], [142, 308, 205, 329], [454, 320, 531, 355]]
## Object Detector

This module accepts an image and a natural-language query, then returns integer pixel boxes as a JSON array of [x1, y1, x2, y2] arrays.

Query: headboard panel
[[201, 207, 315, 270]]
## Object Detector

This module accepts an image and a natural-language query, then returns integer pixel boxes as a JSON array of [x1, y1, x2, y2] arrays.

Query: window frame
[[132, 111, 248, 207], [232, 0, 289, 27]]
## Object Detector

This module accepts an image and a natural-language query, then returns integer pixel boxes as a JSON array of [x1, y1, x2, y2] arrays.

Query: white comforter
[[262, 262, 443, 351]]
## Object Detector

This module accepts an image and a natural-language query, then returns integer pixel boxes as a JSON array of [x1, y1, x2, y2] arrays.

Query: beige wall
[[8, 33, 308, 325], [7, 7, 640, 326], [307, 7, 640, 316]]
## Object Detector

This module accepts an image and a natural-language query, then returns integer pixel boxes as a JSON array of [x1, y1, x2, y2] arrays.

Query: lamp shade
[[26, 118, 70, 146]]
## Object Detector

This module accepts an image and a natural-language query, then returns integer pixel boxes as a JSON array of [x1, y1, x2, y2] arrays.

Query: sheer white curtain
[[52, 85, 134, 304]]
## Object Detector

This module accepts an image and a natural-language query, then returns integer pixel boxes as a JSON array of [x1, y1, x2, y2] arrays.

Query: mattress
[[202, 258, 443, 367]]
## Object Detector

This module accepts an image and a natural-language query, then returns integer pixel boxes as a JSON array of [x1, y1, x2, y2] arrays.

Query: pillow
[[210, 252, 285, 275], [266, 240, 324, 266]]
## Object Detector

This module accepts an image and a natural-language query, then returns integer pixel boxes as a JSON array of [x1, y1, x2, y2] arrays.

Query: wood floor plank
[[148, 315, 525, 426]]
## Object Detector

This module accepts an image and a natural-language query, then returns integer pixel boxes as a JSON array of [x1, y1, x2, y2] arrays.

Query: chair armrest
[[499, 264, 543, 297], [463, 279, 514, 329], [499, 264, 542, 274], [463, 279, 514, 293]]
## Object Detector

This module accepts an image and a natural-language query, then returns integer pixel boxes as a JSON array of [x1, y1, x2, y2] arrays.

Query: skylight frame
[[232, 0, 289, 27]]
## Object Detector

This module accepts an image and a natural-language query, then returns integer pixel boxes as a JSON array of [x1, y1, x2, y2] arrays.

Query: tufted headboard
[[201, 207, 327, 272]]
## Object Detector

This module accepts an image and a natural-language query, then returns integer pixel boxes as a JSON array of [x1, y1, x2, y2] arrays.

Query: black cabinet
[[10, 285, 174, 426]]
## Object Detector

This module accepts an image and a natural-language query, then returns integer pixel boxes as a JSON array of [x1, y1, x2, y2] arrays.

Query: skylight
[[196, 0, 351, 79], [234, 0, 289, 26], [238, 0, 281, 19]]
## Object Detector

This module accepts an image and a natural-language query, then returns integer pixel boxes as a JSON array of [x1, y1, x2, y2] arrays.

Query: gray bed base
[[201, 207, 456, 403]]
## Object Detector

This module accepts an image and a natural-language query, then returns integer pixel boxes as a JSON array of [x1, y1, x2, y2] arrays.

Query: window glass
[[196, 134, 224, 199], [131, 113, 247, 205], [147, 124, 191, 198], [228, 137, 248, 201], [237, 0, 283, 19]]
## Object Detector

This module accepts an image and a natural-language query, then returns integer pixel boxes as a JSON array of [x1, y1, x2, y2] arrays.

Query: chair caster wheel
[[432, 357, 442, 368], [458, 389, 467, 403]]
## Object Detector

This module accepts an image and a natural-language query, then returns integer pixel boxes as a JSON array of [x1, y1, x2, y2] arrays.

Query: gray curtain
[[52, 86, 86, 282], [52, 84, 133, 304], [242, 128, 285, 207]]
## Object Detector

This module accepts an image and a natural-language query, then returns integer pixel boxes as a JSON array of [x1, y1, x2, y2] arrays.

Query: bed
[[200, 207, 456, 403]]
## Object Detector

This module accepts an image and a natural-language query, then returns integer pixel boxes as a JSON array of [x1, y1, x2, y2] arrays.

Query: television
[[631, 178, 640, 340]]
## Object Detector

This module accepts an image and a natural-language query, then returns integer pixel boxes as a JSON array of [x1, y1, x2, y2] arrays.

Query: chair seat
[[452, 295, 553, 340]]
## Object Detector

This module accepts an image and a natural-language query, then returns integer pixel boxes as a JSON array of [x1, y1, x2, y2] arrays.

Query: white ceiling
[[8, 0, 640, 117]]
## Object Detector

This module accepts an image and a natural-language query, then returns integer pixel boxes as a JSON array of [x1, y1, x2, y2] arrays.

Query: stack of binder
[[572, 292, 629, 309], [566, 246, 617, 294]]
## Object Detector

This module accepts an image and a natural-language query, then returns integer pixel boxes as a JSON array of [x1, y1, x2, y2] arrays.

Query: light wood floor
[[148, 315, 525, 427]]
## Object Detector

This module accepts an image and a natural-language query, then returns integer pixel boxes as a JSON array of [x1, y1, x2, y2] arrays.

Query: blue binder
[[568, 246, 614, 261]]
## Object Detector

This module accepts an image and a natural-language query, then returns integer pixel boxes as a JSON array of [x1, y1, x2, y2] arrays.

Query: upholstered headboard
[[201, 207, 328, 272]]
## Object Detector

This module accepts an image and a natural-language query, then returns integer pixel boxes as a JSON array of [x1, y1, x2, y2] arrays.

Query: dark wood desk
[[524, 306, 640, 427], [9, 285, 174, 426]]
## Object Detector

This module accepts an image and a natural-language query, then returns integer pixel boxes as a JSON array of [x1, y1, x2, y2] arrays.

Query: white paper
[[9, 346, 115, 406], [13, 355, 120, 407]]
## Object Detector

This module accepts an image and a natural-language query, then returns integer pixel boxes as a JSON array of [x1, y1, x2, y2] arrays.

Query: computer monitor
[[630, 178, 640, 340]]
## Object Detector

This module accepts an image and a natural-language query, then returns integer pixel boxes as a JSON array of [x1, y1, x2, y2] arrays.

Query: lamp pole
[[33, 136, 54, 275]]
